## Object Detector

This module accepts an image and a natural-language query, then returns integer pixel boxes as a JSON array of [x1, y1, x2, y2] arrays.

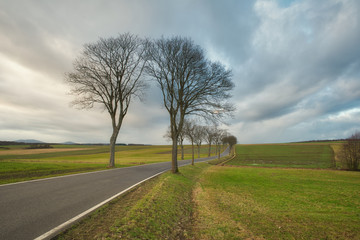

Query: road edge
[[33, 170, 167, 240], [33, 148, 229, 239]]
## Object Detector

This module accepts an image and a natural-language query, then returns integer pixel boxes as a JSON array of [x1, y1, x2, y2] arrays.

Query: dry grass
[[330, 143, 344, 168], [192, 180, 264, 240]]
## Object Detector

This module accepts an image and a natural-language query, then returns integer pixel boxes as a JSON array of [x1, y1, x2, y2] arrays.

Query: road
[[0, 149, 229, 240]]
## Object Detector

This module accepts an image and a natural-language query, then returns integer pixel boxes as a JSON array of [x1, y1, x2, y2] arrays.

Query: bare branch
[[146, 36, 234, 173], [65, 33, 148, 167]]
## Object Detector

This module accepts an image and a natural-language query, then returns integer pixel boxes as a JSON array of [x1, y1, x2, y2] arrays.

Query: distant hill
[[15, 139, 45, 144], [62, 141, 78, 145]]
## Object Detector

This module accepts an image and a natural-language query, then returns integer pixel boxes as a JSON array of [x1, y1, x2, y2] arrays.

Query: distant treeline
[[0, 141, 53, 149]]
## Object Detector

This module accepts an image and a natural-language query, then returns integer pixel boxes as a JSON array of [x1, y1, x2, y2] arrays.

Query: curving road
[[0, 148, 229, 240]]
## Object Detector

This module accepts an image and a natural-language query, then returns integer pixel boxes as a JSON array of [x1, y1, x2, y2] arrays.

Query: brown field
[[0, 148, 93, 156]]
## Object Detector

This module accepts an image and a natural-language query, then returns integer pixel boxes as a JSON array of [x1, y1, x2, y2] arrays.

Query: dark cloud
[[0, 0, 359, 144], [233, 0, 360, 136]]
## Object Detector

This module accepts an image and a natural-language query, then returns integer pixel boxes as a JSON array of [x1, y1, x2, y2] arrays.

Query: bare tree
[[193, 125, 205, 158], [213, 127, 227, 160], [178, 128, 186, 160], [146, 36, 234, 173], [66, 33, 148, 168], [204, 126, 216, 157], [341, 131, 360, 171], [183, 120, 196, 165], [164, 126, 186, 160]]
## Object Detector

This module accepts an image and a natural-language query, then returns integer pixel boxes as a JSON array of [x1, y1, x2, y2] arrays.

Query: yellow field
[[0, 144, 219, 184]]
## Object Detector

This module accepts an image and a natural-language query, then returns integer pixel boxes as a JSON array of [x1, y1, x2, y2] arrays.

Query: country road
[[0, 148, 229, 240]]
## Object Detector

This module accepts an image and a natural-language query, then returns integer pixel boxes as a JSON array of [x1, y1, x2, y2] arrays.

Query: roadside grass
[[54, 174, 160, 240], [226, 143, 334, 168], [194, 166, 360, 239], [55, 163, 211, 240], [0, 144, 216, 184]]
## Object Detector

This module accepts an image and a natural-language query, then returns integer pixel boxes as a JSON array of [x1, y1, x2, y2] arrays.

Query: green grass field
[[226, 143, 335, 168], [56, 162, 360, 239], [193, 165, 360, 239], [0, 144, 217, 184]]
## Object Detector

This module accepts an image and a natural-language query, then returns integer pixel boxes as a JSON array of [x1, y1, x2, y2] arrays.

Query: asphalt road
[[0, 149, 229, 240]]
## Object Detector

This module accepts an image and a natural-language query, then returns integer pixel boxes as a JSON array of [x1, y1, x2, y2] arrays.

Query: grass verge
[[54, 160, 360, 240], [55, 163, 211, 240], [55, 162, 360, 240]]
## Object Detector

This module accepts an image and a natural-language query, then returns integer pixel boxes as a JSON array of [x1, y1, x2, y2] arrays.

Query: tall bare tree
[[178, 129, 186, 160], [164, 126, 186, 160], [204, 126, 216, 157], [146, 36, 234, 173], [66, 33, 148, 168], [193, 125, 205, 158], [213, 127, 227, 160], [183, 120, 196, 165]]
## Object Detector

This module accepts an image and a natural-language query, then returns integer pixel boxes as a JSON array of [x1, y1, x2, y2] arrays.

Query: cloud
[[0, 0, 359, 144], [230, 0, 360, 142]]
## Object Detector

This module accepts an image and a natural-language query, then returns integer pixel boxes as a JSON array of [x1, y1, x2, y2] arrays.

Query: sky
[[0, 0, 360, 144]]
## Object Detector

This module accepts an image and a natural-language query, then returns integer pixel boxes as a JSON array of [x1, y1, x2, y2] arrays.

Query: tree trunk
[[197, 145, 200, 158], [191, 141, 195, 165], [109, 130, 118, 168], [181, 144, 184, 160], [208, 143, 211, 157], [171, 137, 179, 173], [109, 114, 122, 168], [217, 144, 221, 160]]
